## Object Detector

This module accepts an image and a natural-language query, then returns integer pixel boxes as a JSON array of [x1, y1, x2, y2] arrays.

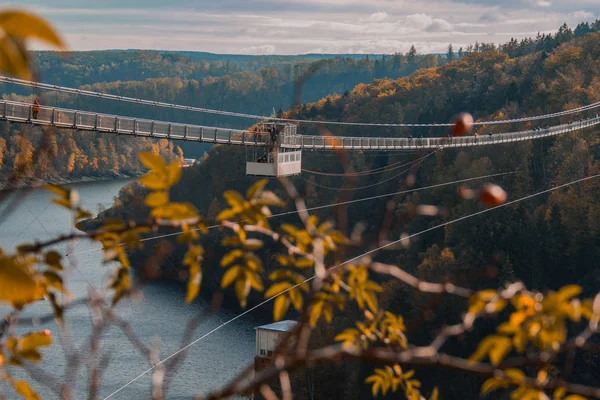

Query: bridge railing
[[0, 100, 271, 146], [281, 116, 600, 150]]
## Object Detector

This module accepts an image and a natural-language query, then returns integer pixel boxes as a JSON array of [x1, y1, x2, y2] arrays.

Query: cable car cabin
[[246, 122, 301, 177], [246, 149, 302, 177]]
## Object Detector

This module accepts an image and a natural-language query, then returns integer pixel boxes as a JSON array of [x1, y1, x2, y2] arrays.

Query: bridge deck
[[2, 100, 599, 150]]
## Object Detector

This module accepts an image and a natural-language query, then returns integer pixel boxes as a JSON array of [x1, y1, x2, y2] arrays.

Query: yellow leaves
[[221, 249, 244, 267], [138, 152, 182, 191], [151, 202, 200, 226], [139, 152, 167, 170], [380, 312, 407, 348], [217, 181, 282, 230], [18, 331, 52, 353], [13, 380, 41, 400], [468, 289, 507, 315], [347, 265, 382, 313], [0, 10, 64, 79], [273, 295, 290, 321], [182, 244, 204, 304], [220, 243, 264, 308], [365, 366, 422, 398], [470, 335, 512, 366], [334, 328, 360, 349], [265, 281, 292, 297], [145, 191, 169, 208], [0, 256, 38, 308]]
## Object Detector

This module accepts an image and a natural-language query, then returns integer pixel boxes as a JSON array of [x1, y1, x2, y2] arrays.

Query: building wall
[[256, 329, 282, 357]]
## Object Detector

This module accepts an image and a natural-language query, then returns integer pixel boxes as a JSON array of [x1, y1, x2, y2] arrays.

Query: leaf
[[430, 387, 439, 400], [18, 330, 52, 352], [470, 335, 512, 365], [0, 10, 64, 48], [0, 259, 38, 307], [481, 377, 510, 395], [256, 191, 284, 207], [185, 265, 202, 304], [145, 191, 169, 208], [489, 337, 512, 365], [138, 152, 167, 171], [140, 170, 169, 191], [166, 161, 182, 186], [42, 270, 64, 292], [246, 271, 264, 291], [273, 295, 290, 321], [235, 279, 250, 308], [223, 190, 245, 209], [243, 239, 263, 250], [221, 249, 244, 267], [217, 208, 237, 221], [44, 184, 68, 199], [221, 265, 241, 288], [265, 281, 292, 298], [556, 285, 582, 302], [13, 380, 41, 400], [288, 287, 303, 311], [328, 230, 351, 245], [44, 251, 62, 270], [246, 179, 268, 199], [0, 35, 30, 79]]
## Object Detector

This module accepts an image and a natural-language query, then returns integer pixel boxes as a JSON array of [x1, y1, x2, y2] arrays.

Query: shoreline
[[0, 171, 142, 189]]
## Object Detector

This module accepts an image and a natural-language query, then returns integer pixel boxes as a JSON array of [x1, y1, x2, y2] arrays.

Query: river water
[[0, 180, 266, 399]]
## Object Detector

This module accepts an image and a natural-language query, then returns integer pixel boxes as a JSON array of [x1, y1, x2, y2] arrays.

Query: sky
[[8, 0, 600, 55]]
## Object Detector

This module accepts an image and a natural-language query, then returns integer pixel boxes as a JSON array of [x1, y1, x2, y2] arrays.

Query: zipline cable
[[3, 75, 600, 128], [102, 172, 600, 400]]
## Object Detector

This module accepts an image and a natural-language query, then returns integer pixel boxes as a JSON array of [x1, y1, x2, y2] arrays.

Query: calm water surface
[[0, 180, 265, 399]]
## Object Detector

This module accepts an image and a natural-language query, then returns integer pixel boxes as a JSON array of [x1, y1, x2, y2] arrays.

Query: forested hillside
[[85, 22, 600, 399], [0, 119, 182, 186]]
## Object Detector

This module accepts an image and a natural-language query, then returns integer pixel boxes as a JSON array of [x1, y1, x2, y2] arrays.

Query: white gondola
[[246, 123, 302, 177]]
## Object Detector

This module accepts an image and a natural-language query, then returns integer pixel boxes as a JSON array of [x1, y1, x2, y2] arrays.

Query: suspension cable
[[302, 149, 438, 177], [102, 172, 600, 400], [3, 75, 600, 128], [300, 148, 441, 191]]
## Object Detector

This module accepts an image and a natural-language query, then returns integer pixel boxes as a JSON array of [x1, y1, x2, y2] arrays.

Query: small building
[[253, 320, 298, 400], [254, 320, 297, 358]]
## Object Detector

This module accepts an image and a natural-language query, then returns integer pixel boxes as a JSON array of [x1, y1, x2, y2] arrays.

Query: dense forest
[[82, 20, 600, 399], [0, 118, 182, 186]]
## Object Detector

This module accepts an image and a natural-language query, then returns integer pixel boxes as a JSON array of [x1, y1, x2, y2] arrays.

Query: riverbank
[[0, 170, 142, 189]]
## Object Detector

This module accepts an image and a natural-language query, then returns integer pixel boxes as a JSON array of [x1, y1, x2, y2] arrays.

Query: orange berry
[[451, 112, 474, 136], [479, 184, 507, 208]]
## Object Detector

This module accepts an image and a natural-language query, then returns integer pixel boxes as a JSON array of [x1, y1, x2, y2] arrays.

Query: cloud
[[240, 44, 276, 55], [15, 0, 600, 54], [406, 13, 453, 32], [361, 11, 388, 23]]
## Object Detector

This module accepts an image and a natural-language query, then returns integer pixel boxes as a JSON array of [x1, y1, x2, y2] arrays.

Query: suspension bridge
[[2, 76, 600, 177]]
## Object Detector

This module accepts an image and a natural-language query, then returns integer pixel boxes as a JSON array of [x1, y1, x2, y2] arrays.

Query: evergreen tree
[[446, 44, 454, 62]]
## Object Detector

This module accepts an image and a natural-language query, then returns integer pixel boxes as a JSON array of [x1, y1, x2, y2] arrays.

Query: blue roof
[[255, 320, 297, 332]]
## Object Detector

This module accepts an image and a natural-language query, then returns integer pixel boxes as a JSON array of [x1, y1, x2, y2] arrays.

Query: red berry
[[452, 112, 474, 136], [479, 184, 507, 208]]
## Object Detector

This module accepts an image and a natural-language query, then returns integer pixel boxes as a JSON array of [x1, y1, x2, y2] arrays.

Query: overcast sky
[[9, 0, 600, 54]]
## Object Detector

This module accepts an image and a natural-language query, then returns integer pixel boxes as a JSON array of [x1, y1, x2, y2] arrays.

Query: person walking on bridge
[[32, 99, 40, 120]]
